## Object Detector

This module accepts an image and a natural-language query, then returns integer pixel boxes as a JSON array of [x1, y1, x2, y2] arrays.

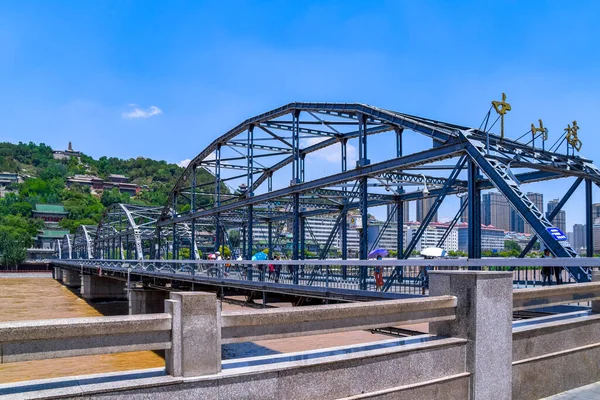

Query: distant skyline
[[1, 1, 599, 225]]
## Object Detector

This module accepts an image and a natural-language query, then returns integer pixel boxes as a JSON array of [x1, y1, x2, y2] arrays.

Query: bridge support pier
[[61, 269, 81, 288], [429, 271, 513, 400], [80, 274, 126, 301], [128, 289, 169, 315], [53, 267, 63, 281]]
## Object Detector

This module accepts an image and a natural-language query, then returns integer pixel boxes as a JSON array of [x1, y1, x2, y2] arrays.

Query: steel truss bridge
[[58, 102, 600, 289]]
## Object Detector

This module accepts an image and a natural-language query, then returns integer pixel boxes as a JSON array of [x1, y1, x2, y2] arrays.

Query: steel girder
[[518, 178, 583, 258], [159, 102, 468, 226], [73, 225, 95, 259], [162, 141, 466, 226], [403, 156, 467, 258], [61, 234, 73, 259], [95, 204, 201, 261], [463, 133, 583, 265]]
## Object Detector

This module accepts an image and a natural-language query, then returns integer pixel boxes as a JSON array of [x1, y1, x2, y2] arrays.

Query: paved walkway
[[0, 272, 52, 278], [545, 381, 600, 399]]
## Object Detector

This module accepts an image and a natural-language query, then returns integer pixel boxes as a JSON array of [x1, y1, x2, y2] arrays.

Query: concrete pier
[[80, 274, 126, 301], [53, 267, 63, 281], [128, 289, 169, 315], [61, 269, 81, 288]]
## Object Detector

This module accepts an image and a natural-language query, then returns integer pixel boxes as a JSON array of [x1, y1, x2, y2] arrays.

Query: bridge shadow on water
[[222, 343, 281, 360]]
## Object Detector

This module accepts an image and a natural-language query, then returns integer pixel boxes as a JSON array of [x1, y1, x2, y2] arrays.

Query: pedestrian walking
[[274, 255, 281, 283], [542, 249, 552, 286], [374, 255, 384, 291]]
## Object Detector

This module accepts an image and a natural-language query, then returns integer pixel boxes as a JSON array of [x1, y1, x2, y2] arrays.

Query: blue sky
[[1, 1, 599, 227]]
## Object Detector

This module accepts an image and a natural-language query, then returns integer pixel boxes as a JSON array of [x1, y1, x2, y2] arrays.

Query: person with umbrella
[[368, 249, 388, 291]]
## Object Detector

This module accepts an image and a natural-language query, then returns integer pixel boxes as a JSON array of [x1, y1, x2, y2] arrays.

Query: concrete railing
[[513, 281, 600, 311], [510, 272, 600, 399], [0, 313, 171, 363], [221, 295, 456, 343], [10, 268, 600, 400]]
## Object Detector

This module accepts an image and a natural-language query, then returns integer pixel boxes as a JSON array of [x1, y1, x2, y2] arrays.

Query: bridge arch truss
[[153, 102, 600, 282]]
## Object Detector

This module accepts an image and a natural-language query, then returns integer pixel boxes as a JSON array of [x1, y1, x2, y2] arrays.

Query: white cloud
[[177, 159, 191, 168], [122, 105, 163, 119]]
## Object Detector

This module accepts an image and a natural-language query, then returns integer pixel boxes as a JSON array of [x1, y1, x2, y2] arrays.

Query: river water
[[0, 276, 426, 383], [0, 277, 164, 384]]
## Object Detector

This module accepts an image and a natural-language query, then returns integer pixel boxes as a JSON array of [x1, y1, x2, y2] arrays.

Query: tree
[[218, 245, 231, 258], [227, 229, 240, 249], [101, 188, 130, 207], [9, 202, 33, 217], [0, 215, 37, 269], [179, 248, 190, 259], [504, 240, 521, 252]]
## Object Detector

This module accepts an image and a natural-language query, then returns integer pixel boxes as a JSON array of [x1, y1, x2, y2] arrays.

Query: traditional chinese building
[[32, 204, 69, 223], [53, 141, 82, 160]]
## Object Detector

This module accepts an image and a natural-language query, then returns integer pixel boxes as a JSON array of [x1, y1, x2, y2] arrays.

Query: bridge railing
[[0, 313, 171, 364], [53, 258, 600, 296]]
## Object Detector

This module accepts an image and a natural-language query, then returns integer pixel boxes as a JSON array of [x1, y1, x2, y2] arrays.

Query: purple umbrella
[[368, 248, 388, 258]]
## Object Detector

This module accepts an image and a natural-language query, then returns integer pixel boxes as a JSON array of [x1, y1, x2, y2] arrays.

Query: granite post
[[429, 271, 513, 400], [165, 292, 221, 377], [592, 271, 600, 313]]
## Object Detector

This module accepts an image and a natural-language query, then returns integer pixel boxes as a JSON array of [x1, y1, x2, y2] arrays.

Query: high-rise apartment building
[[524, 192, 543, 234], [571, 223, 586, 254], [459, 194, 468, 223], [481, 192, 510, 231], [547, 199, 567, 233], [416, 197, 438, 223], [509, 207, 525, 233], [592, 203, 600, 220], [387, 202, 410, 223]]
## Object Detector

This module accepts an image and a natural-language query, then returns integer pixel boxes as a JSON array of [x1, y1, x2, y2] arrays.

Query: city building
[[416, 197, 438, 223], [67, 174, 140, 196], [547, 199, 567, 233], [456, 222, 505, 252], [482, 192, 510, 231], [250, 215, 455, 257], [53, 141, 82, 160], [504, 231, 533, 250], [592, 203, 600, 220], [524, 192, 543, 234], [571, 223, 586, 254], [386, 203, 410, 223], [594, 219, 600, 254], [509, 207, 525, 233], [405, 222, 459, 252], [459, 194, 468, 223]]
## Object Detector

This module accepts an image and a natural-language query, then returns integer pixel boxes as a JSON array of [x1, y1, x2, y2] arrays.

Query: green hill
[[0, 141, 218, 267]]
